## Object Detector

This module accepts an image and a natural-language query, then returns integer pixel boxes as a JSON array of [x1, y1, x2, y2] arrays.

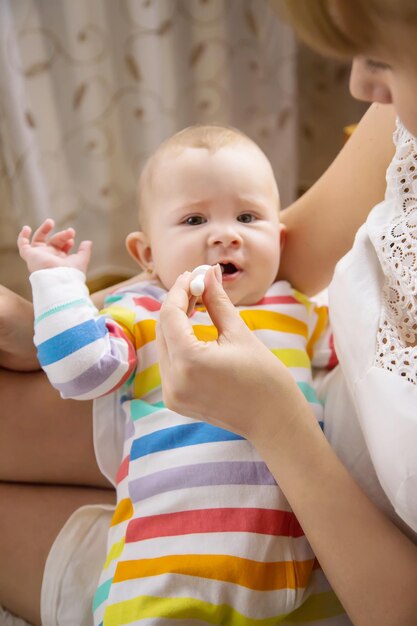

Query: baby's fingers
[[31, 218, 55, 243], [48, 228, 76, 252], [75, 240, 92, 270], [17, 224, 32, 243], [17, 225, 33, 257]]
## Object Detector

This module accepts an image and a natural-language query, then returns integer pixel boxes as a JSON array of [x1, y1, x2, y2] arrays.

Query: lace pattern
[[374, 122, 417, 384]]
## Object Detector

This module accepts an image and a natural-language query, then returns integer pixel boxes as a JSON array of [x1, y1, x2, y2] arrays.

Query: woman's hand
[[157, 267, 309, 447], [0, 286, 39, 371], [17, 218, 92, 274]]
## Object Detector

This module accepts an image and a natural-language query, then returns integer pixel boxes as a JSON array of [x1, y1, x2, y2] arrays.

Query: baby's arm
[[18, 220, 137, 400]]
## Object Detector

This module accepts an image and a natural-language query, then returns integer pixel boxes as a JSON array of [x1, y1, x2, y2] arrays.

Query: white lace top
[[325, 118, 417, 534], [375, 122, 417, 384]]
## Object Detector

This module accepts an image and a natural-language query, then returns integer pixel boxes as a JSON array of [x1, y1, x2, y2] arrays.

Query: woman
[[1, 1, 416, 624], [157, 2, 417, 625]]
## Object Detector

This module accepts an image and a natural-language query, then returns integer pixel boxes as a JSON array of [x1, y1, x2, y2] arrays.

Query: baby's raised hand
[[17, 218, 92, 274]]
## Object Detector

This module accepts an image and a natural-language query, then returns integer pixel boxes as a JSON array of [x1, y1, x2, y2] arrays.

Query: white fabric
[[40, 504, 114, 626], [324, 121, 417, 537], [373, 123, 417, 379], [93, 389, 126, 487]]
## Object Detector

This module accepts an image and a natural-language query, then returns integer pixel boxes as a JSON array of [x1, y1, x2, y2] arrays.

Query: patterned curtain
[[0, 0, 297, 297]]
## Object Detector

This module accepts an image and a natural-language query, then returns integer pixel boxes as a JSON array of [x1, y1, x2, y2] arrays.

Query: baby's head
[[126, 125, 285, 306]]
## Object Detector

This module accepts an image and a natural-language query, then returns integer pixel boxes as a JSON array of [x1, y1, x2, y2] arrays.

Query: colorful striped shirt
[[30, 267, 346, 625]]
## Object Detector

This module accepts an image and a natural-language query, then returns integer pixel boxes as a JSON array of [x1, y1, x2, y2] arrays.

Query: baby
[[18, 125, 342, 625]]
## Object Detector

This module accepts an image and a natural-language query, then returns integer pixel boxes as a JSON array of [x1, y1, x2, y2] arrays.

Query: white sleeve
[[30, 267, 136, 400]]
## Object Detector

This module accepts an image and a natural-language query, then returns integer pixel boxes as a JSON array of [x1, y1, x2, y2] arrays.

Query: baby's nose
[[209, 228, 242, 247]]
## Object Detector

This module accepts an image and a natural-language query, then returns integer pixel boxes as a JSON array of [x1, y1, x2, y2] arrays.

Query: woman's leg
[[0, 367, 111, 487], [0, 285, 112, 486], [0, 482, 115, 625], [0, 286, 116, 623]]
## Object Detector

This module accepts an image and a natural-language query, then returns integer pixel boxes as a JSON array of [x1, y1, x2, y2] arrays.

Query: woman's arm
[[280, 102, 396, 294], [257, 386, 417, 626], [157, 270, 417, 626]]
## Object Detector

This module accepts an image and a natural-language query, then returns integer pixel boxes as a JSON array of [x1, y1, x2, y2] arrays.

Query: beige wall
[[296, 44, 369, 196]]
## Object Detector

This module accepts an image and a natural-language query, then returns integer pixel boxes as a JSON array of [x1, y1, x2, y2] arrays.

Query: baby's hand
[[17, 218, 92, 274]]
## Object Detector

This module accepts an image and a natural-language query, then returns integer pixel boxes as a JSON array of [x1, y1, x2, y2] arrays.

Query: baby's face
[[139, 143, 284, 305]]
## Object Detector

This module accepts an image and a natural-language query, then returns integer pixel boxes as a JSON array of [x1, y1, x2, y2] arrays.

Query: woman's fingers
[[158, 266, 249, 359], [156, 318, 169, 366], [158, 272, 199, 354], [157, 272, 199, 407], [186, 294, 197, 317], [201, 266, 249, 340]]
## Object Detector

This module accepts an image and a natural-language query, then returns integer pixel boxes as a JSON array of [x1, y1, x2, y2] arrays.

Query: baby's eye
[[184, 215, 206, 226], [237, 213, 256, 223]]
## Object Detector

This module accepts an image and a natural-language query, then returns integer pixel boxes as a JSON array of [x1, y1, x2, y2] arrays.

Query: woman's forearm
[[254, 399, 417, 626]]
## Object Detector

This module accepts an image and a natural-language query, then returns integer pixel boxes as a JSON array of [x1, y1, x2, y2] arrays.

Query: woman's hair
[[278, 0, 417, 58]]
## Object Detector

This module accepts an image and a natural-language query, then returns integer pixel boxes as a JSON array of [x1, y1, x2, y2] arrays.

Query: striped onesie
[[30, 267, 347, 625]]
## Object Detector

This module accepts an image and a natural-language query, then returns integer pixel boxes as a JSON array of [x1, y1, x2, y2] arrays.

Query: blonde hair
[[277, 0, 417, 59], [137, 125, 272, 229]]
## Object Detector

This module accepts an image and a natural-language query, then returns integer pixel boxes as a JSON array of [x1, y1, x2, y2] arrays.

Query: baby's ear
[[125, 231, 153, 272]]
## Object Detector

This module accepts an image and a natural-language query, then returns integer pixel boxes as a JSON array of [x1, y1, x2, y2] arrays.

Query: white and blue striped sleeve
[[30, 267, 137, 400]]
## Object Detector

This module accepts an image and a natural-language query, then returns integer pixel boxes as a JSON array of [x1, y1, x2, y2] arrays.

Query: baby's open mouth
[[220, 262, 239, 275]]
